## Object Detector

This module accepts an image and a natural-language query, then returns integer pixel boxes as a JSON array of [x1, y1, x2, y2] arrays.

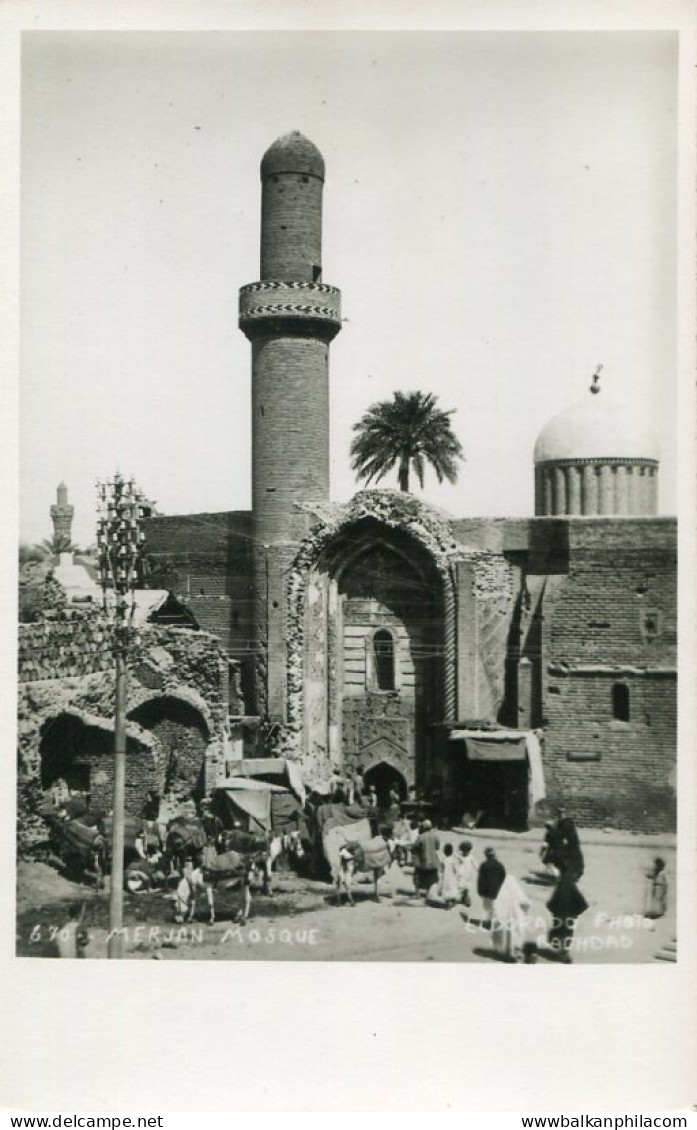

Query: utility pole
[[96, 473, 147, 959]]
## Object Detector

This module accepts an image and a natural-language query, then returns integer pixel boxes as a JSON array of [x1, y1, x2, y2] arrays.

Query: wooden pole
[[107, 606, 128, 959]]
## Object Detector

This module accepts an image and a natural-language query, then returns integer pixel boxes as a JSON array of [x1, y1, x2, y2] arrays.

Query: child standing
[[438, 843, 460, 908], [337, 843, 356, 906], [235, 857, 255, 925], [644, 856, 668, 920], [455, 840, 477, 909]]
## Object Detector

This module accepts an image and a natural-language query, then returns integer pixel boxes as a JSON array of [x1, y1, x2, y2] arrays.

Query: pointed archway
[[363, 761, 408, 808]]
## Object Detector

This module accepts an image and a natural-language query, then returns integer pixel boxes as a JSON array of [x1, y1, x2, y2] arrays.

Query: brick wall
[[18, 607, 235, 709], [543, 521, 677, 667], [541, 672, 676, 830], [534, 517, 677, 830], [142, 511, 254, 661], [451, 517, 532, 553], [127, 697, 208, 803], [449, 516, 676, 830], [18, 609, 113, 681]]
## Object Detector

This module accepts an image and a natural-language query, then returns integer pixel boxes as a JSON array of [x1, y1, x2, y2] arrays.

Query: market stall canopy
[[448, 728, 546, 809], [212, 778, 306, 836], [224, 758, 305, 805], [461, 736, 526, 761]]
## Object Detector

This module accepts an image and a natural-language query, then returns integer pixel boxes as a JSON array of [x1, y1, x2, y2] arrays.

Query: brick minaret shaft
[[239, 132, 341, 717], [50, 481, 74, 546]]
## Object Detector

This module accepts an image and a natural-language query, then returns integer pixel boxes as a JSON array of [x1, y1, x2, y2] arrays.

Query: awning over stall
[[224, 758, 305, 805], [448, 728, 546, 810], [212, 777, 307, 836], [464, 736, 527, 761], [213, 777, 285, 833]]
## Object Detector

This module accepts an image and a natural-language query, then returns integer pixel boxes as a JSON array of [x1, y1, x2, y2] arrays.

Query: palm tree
[[41, 534, 78, 557], [350, 390, 464, 493]]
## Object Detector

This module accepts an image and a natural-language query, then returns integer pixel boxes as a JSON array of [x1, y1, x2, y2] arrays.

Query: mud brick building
[[16, 553, 243, 848]]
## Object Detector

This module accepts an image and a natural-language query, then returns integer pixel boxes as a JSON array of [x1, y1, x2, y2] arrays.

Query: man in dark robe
[[142, 789, 160, 821], [412, 819, 440, 897], [547, 867, 589, 963], [540, 821, 564, 878], [477, 847, 507, 925], [556, 807, 584, 880]]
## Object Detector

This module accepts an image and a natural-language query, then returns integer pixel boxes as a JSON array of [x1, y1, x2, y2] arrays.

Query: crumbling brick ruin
[[17, 605, 241, 852]]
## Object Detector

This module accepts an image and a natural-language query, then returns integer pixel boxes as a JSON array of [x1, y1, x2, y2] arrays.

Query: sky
[[20, 30, 678, 548]]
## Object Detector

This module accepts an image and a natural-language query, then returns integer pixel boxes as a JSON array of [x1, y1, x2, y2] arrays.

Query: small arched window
[[373, 629, 395, 691], [612, 683, 630, 722]]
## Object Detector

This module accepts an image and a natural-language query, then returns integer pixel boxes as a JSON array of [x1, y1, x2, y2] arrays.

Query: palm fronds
[[350, 390, 464, 492]]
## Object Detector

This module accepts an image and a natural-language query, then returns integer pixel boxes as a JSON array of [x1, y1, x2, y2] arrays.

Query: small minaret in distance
[[50, 481, 74, 547], [239, 132, 342, 716]]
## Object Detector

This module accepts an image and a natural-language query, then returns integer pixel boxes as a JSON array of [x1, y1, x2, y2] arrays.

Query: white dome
[[534, 393, 660, 464]]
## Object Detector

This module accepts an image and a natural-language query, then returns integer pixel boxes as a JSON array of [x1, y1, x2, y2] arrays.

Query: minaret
[[239, 132, 342, 716], [239, 132, 342, 543], [50, 482, 74, 546]]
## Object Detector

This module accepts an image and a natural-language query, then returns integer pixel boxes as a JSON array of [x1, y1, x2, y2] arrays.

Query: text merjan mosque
[[146, 132, 677, 833]]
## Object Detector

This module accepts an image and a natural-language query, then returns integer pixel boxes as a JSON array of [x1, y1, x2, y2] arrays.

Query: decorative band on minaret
[[239, 132, 342, 548]]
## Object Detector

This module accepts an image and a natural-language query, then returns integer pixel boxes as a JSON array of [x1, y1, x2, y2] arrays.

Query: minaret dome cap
[[260, 132, 325, 180]]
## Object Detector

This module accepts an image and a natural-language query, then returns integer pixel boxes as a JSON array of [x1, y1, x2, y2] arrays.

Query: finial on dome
[[590, 363, 603, 395]]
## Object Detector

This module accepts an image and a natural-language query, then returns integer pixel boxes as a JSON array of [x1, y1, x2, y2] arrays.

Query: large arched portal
[[304, 518, 446, 791]]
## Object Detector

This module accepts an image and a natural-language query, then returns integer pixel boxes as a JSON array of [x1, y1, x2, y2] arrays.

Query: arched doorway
[[39, 711, 152, 815], [128, 695, 209, 805], [40, 714, 96, 797], [363, 761, 407, 808]]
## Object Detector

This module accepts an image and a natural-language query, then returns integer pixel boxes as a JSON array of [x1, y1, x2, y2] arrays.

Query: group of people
[[406, 808, 595, 963], [327, 767, 387, 812], [409, 822, 533, 960], [49, 773, 672, 957], [409, 820, 476, 907]]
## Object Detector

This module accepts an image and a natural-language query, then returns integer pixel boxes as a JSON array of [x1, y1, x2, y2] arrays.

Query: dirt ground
[[16, 829, 677, 964]]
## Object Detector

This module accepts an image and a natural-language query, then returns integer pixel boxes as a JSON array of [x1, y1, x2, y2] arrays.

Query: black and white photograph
[[3, 1, 696, 1115]]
